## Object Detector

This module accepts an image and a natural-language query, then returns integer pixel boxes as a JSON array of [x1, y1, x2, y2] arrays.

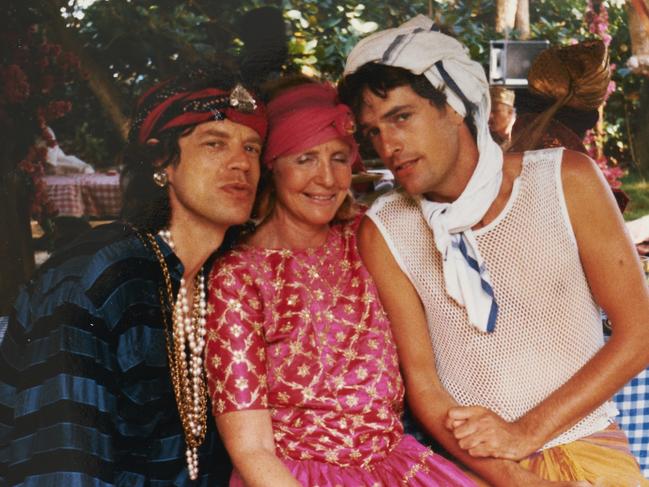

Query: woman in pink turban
[[204, 79, 476, 487]]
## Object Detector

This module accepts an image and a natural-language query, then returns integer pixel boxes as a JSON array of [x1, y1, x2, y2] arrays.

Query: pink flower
[[40, 74, 55, 94], [44, 100, 72, 121], [605, 80, 616, 98], [58, 52, 81, 73], [1, 64, 30, 103], [601, 33, 612, 46]]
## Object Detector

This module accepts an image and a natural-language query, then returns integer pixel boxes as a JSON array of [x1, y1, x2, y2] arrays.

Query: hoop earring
[[153, 170, 168, 187]]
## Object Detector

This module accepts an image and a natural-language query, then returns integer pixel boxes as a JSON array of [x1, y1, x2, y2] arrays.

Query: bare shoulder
[[558, 149, 624, 239], [358, 214, 379, 241], [559, 149, 606, 193], [358, 215, 390, 261]]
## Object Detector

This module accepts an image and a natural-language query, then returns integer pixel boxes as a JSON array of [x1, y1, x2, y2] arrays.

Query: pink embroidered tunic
[[205, 218, 475, 486]]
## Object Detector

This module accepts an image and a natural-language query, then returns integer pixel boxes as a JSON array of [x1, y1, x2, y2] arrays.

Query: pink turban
[[263, 83, 362, 170]]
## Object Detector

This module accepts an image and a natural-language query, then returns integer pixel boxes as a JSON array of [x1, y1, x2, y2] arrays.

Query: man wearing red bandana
[[0, 66, 267, 486]]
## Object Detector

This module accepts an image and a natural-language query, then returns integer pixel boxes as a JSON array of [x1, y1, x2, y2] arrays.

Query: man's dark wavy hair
[[119, 63, 245, 233], [338, 63, 476, 140]]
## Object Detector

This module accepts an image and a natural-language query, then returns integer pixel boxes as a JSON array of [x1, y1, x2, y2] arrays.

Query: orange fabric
[[519, 424, 648, 486]]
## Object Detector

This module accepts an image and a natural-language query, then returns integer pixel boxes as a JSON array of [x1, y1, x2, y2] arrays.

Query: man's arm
[[357, 216, 588, 487], [0, 284, 118, 486], [447, 150, 649, 460]]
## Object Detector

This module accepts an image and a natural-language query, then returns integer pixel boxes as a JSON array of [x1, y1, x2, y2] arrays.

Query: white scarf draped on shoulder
[[345, 15, 504, 333]]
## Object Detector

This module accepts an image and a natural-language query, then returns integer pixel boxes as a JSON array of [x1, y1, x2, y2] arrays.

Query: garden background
[[1, 0, 648, 314]]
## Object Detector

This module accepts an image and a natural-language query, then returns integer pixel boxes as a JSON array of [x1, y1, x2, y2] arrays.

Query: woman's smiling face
[[271, 138, 353, 230]]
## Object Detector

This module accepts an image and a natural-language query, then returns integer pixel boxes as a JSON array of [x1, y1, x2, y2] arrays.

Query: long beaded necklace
[[132, 226, 208, 480], [157, 229, 208, 481]]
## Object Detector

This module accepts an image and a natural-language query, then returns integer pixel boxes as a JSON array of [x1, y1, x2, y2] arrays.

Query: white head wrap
[[344, 15, 503, 333]]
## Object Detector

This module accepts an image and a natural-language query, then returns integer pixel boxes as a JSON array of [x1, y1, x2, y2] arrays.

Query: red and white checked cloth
[[45, 173, 122, 218], [44, 175, 84, 217]]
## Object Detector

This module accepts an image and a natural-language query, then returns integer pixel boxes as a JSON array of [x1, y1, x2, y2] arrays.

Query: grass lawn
[[621, 171, 649, 221]]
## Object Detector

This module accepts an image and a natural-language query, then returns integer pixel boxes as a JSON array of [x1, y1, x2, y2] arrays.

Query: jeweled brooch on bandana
[[134, 82, 266, 144], [229, 84, 257, 113], [332, 111, 357, 136], [343, 117, 356, 135]]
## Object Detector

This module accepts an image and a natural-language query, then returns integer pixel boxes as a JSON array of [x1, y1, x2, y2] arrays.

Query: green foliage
[[524, 1, 643, 170], [429, 0, 498, 63], [621, 171, 649, 221], [529, 0, 587, 41], [280, 0, 423, 78], [60, 121, 112, 169], [72, 0, 235, 94], [26, 0, 646, 175]]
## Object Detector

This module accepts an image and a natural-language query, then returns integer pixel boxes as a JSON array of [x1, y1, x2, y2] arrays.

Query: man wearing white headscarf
[[340, 14, 649, 486]]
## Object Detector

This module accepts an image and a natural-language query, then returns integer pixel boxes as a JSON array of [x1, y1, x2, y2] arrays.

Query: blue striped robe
[[0, 222, 230, 486]]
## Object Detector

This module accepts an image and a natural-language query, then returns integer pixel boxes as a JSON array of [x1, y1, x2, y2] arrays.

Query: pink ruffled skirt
[[229, 434, 476, 486]]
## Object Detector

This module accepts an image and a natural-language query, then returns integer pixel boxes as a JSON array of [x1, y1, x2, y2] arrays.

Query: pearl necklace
[[158, 229, 208, 480]]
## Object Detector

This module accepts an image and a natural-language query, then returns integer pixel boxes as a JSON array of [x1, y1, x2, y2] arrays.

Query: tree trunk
[[495, 0, 517, 35], [627, 0, 649, 176], [628, 0, 649, 76], [0, 170, 35, 316], [632, 81, 649, 178], [44, 0, 130, 142], [515, 0, 530, 39]]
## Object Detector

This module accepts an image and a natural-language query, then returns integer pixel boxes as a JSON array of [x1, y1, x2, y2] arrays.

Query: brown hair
[[339, 62, 477, 141], [119, 64, 241, 232]]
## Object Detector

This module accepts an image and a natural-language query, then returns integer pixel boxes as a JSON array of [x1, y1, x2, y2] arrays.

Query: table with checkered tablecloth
[[44, 173, 122, 218], [614, 368, 649, 477], [608, 259, 649, 478]]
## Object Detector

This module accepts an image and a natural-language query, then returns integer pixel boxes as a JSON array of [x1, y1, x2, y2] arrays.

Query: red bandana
[[136, 85, 267, 144]]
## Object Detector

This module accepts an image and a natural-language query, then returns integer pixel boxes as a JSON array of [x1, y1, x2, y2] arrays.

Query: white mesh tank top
[[367, 148, 617, 449]]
